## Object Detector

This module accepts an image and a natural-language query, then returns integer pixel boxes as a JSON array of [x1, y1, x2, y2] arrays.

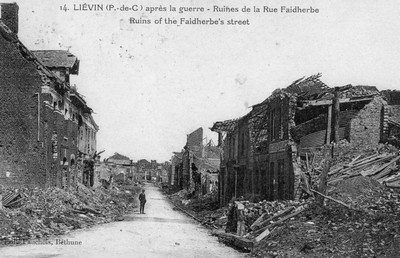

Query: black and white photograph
[[0, 0, 400, 257]]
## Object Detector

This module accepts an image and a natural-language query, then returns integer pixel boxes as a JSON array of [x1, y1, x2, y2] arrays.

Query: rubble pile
[[168, 189, 223, 229], [0, 183, 138, 245], [166, 143, 400, 256], [216, 145, 400, 256], [250, 189, 400, 258], [213, 179, 400, 257], [328, 151, 400, 187], [223, 199, 307, 234], [186, 191, 219, 212]]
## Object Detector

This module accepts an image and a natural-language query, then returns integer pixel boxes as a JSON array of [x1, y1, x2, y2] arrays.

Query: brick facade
[[0, 30, 46, 187], [0, 5, 98, 189]]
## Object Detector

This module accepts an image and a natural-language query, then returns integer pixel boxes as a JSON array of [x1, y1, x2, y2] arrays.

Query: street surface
[[0, 184, 245, 258]]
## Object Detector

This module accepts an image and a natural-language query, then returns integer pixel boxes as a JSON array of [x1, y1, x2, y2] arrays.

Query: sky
[[10, 0, 400, 162]]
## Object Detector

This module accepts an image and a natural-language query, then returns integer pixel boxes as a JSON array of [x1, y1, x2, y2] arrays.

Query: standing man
[[139, 189, 146, 214]]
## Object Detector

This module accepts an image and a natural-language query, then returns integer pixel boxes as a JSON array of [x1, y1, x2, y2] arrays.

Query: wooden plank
[[340, 155, 392, 175], [385, 181, 400, 188], [250, 212, 268, 230], [306, 153, 309, 173], [302, 97, 373, 107], [328, 166, 344, 176], [254, 207, 306, 236], [373, 165, 398, 180], [352, 154, 389, 167], [360, 164, 381, 176], [384, 173, 400, 184], [310, 189, 352, 209], [255, 206, 294, 230], [349, 153, 380, 167], [311, 153, 316, 168], [255, 228, 271, 242], [371, 156, 400, 179], [267, 207, 305, 227], [345, 155, 361, 167]]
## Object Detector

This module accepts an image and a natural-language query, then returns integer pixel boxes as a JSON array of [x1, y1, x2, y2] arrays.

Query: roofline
[[0, 20, 70, 91]]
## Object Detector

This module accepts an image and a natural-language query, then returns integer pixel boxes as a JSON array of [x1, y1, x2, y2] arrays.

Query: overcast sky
[[13, 0, 400, 162]]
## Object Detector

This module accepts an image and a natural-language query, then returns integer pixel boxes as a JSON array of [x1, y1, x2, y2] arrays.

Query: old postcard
[[0, 0, 400, 257]]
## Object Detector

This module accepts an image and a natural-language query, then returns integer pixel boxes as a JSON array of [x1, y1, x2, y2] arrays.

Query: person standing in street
[[139, 189, 146, 214]]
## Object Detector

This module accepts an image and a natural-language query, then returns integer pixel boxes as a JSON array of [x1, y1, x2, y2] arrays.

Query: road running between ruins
[[0, 185, 245, 258]]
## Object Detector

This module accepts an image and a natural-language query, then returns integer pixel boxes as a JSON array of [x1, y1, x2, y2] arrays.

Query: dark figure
[[139, 190, 146, 214]]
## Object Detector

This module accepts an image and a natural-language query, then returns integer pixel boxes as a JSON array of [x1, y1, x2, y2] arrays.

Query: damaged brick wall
[[0, 32, 47, 187], [0, 27, 81, 189]]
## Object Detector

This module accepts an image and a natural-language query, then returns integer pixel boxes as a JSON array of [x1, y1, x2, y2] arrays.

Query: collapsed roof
[[211, 73, 384, 149], [210, 118, 241, 133], [107, 152, 130, 161], [32, 50, 80, 74]]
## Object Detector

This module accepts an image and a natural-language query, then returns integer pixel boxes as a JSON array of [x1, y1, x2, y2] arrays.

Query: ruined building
[[0, 3, 98, 188], [105, 153, 133, 183], [169, 151, 183, 189], [212, 74, 400, 206], [169, 127, 220, 195]]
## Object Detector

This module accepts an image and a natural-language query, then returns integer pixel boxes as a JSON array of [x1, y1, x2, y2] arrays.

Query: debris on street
[[165, 141, 400, 257], [0, 183, 139, 246]]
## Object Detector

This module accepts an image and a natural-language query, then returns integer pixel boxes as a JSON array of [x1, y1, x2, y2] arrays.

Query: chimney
[[0, 3, 19, 34]]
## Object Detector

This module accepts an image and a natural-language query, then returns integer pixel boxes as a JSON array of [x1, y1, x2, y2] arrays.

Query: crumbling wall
[[349, 97, 386, 146]]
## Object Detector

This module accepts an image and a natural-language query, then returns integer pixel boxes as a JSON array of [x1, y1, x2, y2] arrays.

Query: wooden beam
[[310, 189, 352, 209], [326, 105, 332, 144], [317, 160, 330, 205], [300, 97, 374, 108], [333, 87, 340, 143], [254, 207, 306, 235], [250, 212, 268, 230], [254, 206, 295, 230]]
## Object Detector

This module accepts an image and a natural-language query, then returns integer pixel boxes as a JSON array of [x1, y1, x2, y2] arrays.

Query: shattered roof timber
[[211, 74, 383, 149], [298, 84, 380, 107], [210, 118, 241, 133], [31, 50, 80, 74], [300, 96, 375, 108]]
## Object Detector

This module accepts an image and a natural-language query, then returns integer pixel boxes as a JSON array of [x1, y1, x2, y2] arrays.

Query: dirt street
[[0, 184, 245, 258]]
